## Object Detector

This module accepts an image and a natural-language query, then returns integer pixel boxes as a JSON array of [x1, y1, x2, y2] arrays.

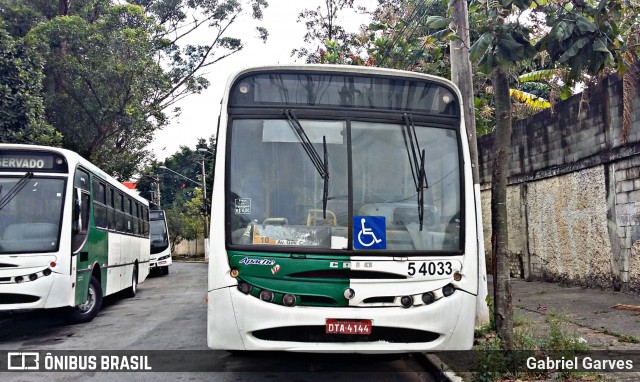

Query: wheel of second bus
[[125, 265, 138, 298], [68, 275, 103, 324], [161, 266, 169, 276]]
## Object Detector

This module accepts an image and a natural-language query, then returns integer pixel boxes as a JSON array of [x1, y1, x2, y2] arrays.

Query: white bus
[[150, 210, 172, 275], [207, 65, 484, 352], [0, 144, 150, 323]]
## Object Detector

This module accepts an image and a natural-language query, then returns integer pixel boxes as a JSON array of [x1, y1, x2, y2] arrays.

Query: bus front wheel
[[125, 265, 138, 298], [68, 275, 103, 323]]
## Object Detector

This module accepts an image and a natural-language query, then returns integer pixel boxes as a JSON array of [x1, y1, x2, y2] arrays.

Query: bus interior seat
[[306, 209, 336, 226], [263, 217, 288, 225]]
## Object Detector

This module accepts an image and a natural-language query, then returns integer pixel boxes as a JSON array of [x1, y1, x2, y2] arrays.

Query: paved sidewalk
[[432, 277, 640, 381], [508, 278, 640, 349]]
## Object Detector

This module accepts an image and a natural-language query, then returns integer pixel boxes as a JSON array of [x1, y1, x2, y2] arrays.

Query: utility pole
[[146, 174, 161, 209], [198, 158, 209, 239], [449, 0, 490, 326]]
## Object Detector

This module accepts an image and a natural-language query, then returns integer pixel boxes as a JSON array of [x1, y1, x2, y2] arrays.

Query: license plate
[[325, 319, 372, 335]]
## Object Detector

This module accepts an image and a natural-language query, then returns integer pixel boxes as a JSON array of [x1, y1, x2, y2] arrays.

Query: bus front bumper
[[207, 286, 475, 353]]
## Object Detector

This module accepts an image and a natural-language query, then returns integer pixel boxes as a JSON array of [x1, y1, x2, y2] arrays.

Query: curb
[[416, 352, 464, 382]]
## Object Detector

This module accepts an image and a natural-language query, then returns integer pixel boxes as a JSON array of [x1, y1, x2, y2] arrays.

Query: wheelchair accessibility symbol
[[353, 216, 386, 249]]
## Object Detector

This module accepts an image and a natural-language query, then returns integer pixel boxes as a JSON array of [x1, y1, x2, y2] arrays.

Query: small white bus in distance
[[149, 209, 172, 275]]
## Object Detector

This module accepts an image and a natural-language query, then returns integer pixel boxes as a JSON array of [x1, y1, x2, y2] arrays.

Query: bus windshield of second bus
[[150, 210, 172, 275], [0, 175, 64, 254]]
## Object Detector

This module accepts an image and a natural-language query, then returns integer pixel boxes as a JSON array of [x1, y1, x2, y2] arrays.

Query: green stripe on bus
[[228, 250, 350, 307]]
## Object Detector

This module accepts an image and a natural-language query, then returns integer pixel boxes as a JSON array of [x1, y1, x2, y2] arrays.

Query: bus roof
[[0, 143, 148, 206]]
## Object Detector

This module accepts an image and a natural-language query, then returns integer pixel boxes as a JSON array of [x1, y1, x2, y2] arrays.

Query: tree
[[536, 0, 640, 142], [292, 0, 364, 64], [449, 0, 490, 326], [366, 0, 450, 73], [469, 0, 536, 350], [0, 0, 267, 179], [27, 5, 166, 180], [136, 0, 268, 110], [0, 26, 61, 145]]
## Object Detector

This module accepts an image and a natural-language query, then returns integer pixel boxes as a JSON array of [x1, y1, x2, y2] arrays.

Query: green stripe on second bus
[[228, 251, 350, 307]]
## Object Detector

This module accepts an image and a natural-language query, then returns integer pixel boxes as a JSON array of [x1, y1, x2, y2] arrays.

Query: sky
[[149, 0, 375, 160]]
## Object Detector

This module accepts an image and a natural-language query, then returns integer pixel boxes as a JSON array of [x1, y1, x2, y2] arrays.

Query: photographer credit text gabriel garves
[[526, 356, 633, 371]]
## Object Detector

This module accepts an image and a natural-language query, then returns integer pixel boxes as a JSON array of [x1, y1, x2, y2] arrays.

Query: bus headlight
[[421, 292, 435, 305], [259, 290, 274, 302], [282, 294, 297, 307], [400, 295, 413, 308], [442, 284, 455, 297], [237, 282, 252, 294]]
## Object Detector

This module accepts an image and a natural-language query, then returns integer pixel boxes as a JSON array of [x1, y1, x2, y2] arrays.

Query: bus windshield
[[228, 118, 461, 253], [0, 176, 64, 253], [150, 217, 169, 254]]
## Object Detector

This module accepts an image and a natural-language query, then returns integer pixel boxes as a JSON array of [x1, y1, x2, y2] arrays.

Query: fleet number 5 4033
[[407, 261, 453, 276]]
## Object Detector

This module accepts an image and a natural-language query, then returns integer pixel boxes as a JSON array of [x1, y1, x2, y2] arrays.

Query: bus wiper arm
[[401, 113, 428, 230], [0, 172, 34, 211], [284, 109, 330, 219]]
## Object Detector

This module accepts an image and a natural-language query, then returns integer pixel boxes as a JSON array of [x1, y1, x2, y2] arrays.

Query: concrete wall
[[173, 238, 206, 257], [479, 72, 640, 293]]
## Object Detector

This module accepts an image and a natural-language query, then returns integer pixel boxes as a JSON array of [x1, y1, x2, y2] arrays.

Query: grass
[[473, 304, 595, 382]]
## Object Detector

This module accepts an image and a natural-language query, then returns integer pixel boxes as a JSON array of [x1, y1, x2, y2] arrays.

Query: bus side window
[[133, 202, 140, 236], [143, 207, 150, 236], [107, 187, 116, 230], [125, 197, 133, 233], [116, 192, 125, 232], [93, 178, 107, 229]]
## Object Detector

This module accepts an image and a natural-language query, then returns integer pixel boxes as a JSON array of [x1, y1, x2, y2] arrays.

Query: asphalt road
[[0, 262, 440, 382]]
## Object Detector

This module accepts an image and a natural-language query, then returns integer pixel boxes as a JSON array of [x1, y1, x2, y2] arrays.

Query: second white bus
[[0, 144, 150, 322]]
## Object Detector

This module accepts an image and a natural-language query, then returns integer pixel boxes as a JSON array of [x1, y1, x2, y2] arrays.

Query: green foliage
[[0, 0, 266, 180], [474, 303, 592, 382], [137, 137, 215, 248], [292, 0, 360, 64], [0, 26, 61, 145], [365, 0, 450, 75], [535, 0, 636, 83], [25, 7, 165, 180]]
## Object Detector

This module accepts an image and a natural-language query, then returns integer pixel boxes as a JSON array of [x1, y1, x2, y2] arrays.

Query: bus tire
[[68, 275, 103, 324], [161, 266, 169, 276], [125, 265, 138, 298]]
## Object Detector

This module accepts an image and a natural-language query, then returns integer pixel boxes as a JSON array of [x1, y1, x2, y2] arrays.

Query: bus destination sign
[[0, 151, 67, 172]]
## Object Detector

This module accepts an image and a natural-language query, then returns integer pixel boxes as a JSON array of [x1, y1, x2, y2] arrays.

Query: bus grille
[[252, 326, 439, 343], [0, 294, 40, 304], [288, 270, 406, 280]]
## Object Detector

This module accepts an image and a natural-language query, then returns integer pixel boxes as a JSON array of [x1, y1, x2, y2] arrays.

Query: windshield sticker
[[353, 216, 386, 249], [251, 224, 330, 247], [235, 198, 251, 214], [239, 257, 275, 266]]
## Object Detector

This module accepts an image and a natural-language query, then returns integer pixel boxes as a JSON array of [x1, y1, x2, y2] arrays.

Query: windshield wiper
[[401, 113, 428, 230], [0, 172, 34, 211], [284, 109, 330, 219]]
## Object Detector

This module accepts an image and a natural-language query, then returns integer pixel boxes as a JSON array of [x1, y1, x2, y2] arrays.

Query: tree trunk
[[449, 0, 490, 327], [491, 66, 513, 349]]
